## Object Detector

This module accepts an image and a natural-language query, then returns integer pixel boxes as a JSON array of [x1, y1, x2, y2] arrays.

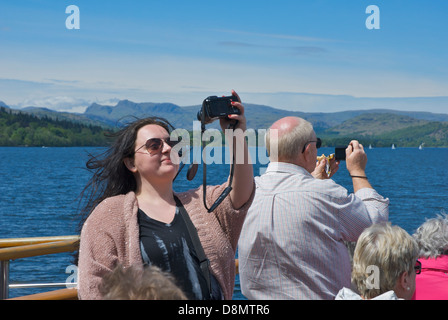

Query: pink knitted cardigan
[[77, 182, 255, 300]]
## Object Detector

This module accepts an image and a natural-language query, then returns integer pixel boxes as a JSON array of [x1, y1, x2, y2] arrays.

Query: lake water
[[1, 146, 447, 299]]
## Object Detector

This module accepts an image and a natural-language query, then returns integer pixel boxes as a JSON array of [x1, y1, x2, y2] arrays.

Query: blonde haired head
[[352, 223, 419, 299]]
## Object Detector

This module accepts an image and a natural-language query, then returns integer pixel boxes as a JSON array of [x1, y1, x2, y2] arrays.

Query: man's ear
[[123, 157, 137, 173], [302, 144, 314, 162]]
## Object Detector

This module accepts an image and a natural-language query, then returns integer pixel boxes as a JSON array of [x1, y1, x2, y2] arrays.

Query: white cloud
[[214, 29, 341, 43], [17, 96, 89, 112], [16, 96, 123, 113]]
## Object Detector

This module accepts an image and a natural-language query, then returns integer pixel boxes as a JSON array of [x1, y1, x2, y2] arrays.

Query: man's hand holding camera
[[312, 140, 373, 192], [346, 140, 373, 192], [346, 140, 367, 176]]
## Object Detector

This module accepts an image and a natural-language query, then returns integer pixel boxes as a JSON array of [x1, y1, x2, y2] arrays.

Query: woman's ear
[[395, 270, 413, 299], [399, 271, 409, 288], [123, 157, 137, 173]]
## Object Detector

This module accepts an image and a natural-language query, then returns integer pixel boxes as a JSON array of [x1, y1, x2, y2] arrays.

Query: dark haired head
[[78, 116, 174, 231]]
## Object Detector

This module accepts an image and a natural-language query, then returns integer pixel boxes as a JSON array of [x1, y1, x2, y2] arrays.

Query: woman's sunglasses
[[414, 260, 422, 275], [135, 137, 179, 155]]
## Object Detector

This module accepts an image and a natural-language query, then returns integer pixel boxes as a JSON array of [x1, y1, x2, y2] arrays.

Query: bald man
[[238, 117, 389, 300]]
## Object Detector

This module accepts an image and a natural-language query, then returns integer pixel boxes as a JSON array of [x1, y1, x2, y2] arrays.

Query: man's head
[[266, 116, 318, 172]]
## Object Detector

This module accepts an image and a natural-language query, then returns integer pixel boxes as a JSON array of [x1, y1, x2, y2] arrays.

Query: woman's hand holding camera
[[219, 90, 247, 132]]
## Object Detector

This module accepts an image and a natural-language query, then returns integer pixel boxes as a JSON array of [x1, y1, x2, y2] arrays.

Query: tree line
[[0, 107, 112, 147], [1, 106, 446, 148]]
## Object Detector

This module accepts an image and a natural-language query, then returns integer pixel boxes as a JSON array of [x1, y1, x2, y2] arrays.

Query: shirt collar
[[421, 255, 448, 272], [266, 162, 311, 176]]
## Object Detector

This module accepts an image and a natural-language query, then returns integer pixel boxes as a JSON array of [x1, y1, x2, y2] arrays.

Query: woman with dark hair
[[77, 90, 254, 300]]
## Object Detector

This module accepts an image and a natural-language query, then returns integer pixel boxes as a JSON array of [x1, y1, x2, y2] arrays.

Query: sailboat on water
[[419, 143, 424, 150], [391, 144, 396, 150]]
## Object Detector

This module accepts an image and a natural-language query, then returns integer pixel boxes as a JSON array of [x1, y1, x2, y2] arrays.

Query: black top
[[137, 207, 210, 300]]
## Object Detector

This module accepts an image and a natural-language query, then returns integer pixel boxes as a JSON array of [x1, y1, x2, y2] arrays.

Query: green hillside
[[325, 113, 429, 136], [321, 113, 448, 147], [0, 107, 112, 147]]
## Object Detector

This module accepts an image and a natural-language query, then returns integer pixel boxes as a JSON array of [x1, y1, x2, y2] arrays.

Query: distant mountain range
[[2, 99, 448, 147], [81, 99, 448, 131]]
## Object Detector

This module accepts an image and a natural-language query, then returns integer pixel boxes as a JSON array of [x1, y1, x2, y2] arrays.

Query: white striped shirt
[[238, 162, 389, 300]]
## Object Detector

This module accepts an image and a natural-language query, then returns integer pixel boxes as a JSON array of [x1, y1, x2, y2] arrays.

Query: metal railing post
[[0, 260, 10, 299], [0, 236, 80, 299]]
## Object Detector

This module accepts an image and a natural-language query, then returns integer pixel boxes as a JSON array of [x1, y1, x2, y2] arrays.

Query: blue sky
[[1, 0, 447, 114]]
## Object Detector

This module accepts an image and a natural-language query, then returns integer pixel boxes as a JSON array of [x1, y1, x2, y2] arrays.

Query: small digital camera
[[335, 146, 346, 161], [197, 95, 240, 124]]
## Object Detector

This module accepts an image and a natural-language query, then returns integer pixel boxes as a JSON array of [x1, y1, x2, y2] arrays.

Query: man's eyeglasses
[[414, 260, 422, 275], [135, 137, 179, 155], [302, 137, 322, 153]]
